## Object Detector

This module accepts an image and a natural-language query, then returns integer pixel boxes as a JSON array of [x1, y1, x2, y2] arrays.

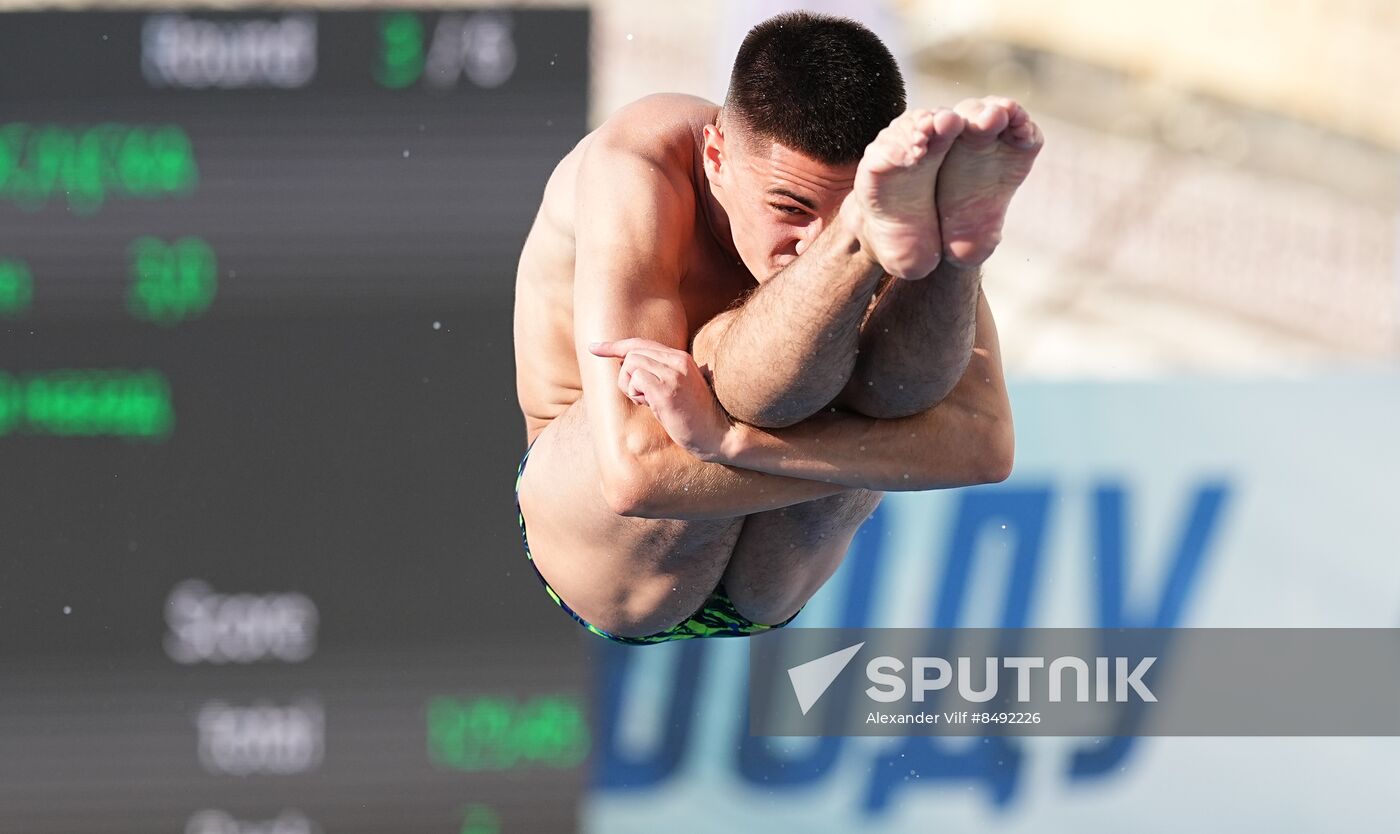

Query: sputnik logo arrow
[[787, 642, 864, 715]]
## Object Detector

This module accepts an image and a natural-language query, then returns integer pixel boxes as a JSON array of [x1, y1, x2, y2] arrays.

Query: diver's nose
[[793, 217, 824, 257]]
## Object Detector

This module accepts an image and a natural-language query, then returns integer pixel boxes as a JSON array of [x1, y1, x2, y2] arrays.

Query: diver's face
[[703, 123, 857, 282]]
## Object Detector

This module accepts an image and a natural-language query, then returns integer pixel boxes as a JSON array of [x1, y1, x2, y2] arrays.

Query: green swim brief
[[514, 440, 801, 645]]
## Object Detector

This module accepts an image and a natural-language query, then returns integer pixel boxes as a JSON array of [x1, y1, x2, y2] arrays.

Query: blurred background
[[0, 1, 1396, 832]]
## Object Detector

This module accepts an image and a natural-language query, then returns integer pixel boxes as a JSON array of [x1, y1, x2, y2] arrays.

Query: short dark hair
[[723, 12, 906, 165]]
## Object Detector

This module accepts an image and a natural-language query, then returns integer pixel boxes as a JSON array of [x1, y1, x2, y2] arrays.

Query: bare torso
[[511, 88, 1029, 638], [513, 94, 756, 445]]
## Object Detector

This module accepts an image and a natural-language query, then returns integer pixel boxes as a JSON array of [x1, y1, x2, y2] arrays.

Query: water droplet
[[402, 149, 410, 158], [432, 321, 442, 330], [62, 606, 71, 615]]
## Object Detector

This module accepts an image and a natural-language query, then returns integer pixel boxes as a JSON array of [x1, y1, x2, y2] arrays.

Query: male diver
[[513, 12, 1041, 643]]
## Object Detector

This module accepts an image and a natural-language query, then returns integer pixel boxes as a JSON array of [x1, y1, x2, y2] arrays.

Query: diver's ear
[[701, 122, 725, 182]]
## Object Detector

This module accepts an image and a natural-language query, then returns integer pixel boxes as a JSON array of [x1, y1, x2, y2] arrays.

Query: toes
[[951, 96, 1029, 148], [953, 96, 1033, 143], [930, 108, 965, 144], [993, 97, 1030, 129], [963, 111, 1008, 146], [897, 108, 932, 129], [878, 103, 1017, 165], [908, 108, 967, 164], [905, 109, 937, 147], [912, 110, 937, 136], [952, 98, 985, 121], [1009, 120, 1044, 152], [883, 109, 950, 164], [980, 106, 1010, 136], [1000, 114, 1043, 152], [867, 119, 924, 169]]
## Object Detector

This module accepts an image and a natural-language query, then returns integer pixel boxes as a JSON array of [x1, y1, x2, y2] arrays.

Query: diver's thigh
[[720, 489, 885, 626], [518, 398, 745, 637]]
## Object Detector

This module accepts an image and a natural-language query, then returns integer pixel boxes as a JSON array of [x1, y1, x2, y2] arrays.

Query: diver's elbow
[[978, 417, 1015, 484], [601, 474, 650, 517]]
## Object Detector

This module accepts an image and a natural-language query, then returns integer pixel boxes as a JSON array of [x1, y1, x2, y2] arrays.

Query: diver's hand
[[589, 338, 735, 461]]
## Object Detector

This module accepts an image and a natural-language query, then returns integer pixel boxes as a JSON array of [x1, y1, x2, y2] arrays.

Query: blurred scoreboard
[[0, 9, 592, 834], [0, 8, 587, 311]]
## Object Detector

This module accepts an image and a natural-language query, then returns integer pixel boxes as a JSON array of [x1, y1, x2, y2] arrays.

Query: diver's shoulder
[[619, 92, 720, 119], [591, 93, 717, 158], [605, 92, 719, 122]]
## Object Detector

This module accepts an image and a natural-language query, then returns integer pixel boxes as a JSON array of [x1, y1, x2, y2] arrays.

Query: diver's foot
[[846, 107, 965, 280], [935, 96, 1043, 268]]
